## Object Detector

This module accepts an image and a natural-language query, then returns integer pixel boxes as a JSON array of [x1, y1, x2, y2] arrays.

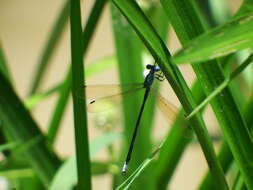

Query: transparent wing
[[76, 83, 144, 112]]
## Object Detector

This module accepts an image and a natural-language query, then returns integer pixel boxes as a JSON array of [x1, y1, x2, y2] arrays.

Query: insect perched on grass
[[80, 63, 179, 174]]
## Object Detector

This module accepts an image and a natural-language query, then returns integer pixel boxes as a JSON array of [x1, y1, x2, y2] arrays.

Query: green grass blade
[[0, 142, 18, 152], [160, 0, 253, 189], [173, 12, 253, 64], [47, 70, 71, 144], [232, 173, 246, 190], [207, 0, 230, 25], [187, 53, 253, 119], [0, 72, 61, 187], [198, 142, 232, 190], [111, 1, 228, 189], [25, 84, 62, 109], [0, 43, 12, 82], [49, 132, 121, 190], [236, 0, 253, 17], [29, 0, 70, 95], [30, 60, 111, 142], [152, 81, 203, 189], [70, 0, 91, 189], [0, 168, 34, 179], [199, 93, 253, 190], [47, 0, 108, 144], [153, 57, 233, 188], [148, 4, 170, 42], [110, 4, 156, 189]]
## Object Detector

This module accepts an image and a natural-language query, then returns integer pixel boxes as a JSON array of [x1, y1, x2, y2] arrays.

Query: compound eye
[[146, 64, 152, 69]]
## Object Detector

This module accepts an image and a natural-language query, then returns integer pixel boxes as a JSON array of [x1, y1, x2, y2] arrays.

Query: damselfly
[[80, 64, 179, 174]]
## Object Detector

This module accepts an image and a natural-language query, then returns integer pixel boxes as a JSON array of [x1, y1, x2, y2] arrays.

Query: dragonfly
[[81, 63, 179, 174]]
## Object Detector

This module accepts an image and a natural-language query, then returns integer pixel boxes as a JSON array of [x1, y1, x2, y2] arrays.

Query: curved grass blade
[[111, 1, 228, 189], [0, 142, 18, 152], [173, 12, 253, 64], [161, 0, 253, 189], [0, 72, 61, 187], [198, 94, 253, 190], [187, 53, 253, 119], [110, 3, 155, 189]]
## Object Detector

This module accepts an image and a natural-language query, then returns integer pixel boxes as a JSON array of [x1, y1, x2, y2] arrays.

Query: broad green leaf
[[49, 132, 121, 190], [173, 12, 253, 64]]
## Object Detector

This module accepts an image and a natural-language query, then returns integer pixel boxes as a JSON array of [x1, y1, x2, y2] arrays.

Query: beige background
[[0, 0, 242, 189]]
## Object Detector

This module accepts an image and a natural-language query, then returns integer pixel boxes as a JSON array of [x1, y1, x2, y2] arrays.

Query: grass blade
[[199, 93, 253, 190], [70, 0, 91, 189], [29, 0, 70, 95], [0, 142, 18, 152], [47, 0, 108, 144], [111, 1, 229, 189], [0, 43, 12, 82], [0, 72, 61, 187], [0, 168, 34, 179], [152, 81, 203, 189], [173, 12, 253, 64], [187, 53, 253, 119], [161, 0, 253, 189], [25, 84, 62, 109], [49, 132, 121, 190], [110, 4, 155, 189]]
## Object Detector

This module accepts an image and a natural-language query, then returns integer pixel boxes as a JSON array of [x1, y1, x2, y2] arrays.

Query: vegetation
[[0, 0, 253, 189]]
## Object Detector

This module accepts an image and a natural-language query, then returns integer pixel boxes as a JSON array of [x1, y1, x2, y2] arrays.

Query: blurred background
[[0, 0, 243, 189]]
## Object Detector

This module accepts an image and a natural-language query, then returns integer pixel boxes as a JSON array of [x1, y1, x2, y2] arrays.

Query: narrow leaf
[[70, 0, 91, 189], [29, 0, 69, 95], [173, 12, 253, 64], [0, 72, 61, 187], [49, 132, 121, 190]]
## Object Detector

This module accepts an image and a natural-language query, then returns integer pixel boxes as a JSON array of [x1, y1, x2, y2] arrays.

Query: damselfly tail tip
[[121, 162, 128, 175]]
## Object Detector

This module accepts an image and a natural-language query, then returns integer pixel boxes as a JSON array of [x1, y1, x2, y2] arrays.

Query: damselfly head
[[146, 64, 160, 72]]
